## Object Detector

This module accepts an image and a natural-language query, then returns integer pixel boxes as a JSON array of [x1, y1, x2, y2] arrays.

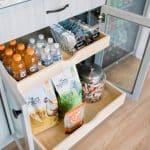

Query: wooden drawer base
[[33, 81, 126, 150]]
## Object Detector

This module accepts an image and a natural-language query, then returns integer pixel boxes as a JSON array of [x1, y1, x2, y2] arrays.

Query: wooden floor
[[105, 55, 141, 92], [3, 56, 150, 150]]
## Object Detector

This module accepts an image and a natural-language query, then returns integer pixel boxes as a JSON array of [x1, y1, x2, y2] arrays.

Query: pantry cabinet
[[0, 1, 150, 150], [0, 31, 126, 150]]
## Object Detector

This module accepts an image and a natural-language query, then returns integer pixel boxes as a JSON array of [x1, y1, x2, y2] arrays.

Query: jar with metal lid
[[78, 63, 106, 103]]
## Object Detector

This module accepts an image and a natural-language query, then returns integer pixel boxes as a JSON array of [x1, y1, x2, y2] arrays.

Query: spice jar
[[78, 63, 106, 103]]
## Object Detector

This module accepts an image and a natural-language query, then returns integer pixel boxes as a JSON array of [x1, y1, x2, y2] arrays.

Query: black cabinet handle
[[46, 4, 69, 14], [12, 109, 22, 119]]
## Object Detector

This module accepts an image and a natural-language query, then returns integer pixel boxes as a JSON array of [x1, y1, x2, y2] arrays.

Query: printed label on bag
[[29, 64, 38, 72]]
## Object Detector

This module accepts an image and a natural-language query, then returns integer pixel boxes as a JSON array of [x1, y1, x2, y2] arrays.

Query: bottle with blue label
[[41, 43, 53, 67], [51, 43, 62, 61]]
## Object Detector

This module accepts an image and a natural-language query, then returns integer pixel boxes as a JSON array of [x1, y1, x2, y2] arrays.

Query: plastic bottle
[[41, 43, 53, 67], [16, 43, 26, 59], [0, 44, 5, 60], [24, 48, 38, 75], [51, 43, 62, 61], [37, 34, 46, 48], [47, 37, 54, 54], [47, 38, 54, 46], [27, 38, 36, 50], [11, 54, 27, 81], [36, 43, 43, 60], [3, 48, 13, 74], [9, 40, 17, 53]]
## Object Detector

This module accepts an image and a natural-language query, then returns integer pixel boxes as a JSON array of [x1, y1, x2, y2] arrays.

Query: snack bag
[[64, 102, 86, 134], [25, 80, 59, 135], [52, 66, 82, 117]]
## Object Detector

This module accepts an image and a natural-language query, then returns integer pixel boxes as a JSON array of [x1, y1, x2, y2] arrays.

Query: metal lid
[[78, 63, 105, 84]]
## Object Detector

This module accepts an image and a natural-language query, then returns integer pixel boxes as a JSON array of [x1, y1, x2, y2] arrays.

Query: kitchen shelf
[[33, 81, 126, 150], [0, 32, 110, 95]]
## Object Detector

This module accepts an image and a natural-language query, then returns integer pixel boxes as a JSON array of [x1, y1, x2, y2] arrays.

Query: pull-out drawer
[[0, 32, 110, 96], [44, 0, 106, 26], [33, 81, 126, 150]]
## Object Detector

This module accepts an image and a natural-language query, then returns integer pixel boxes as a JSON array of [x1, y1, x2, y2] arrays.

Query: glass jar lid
[[78, 63, 105, 84]]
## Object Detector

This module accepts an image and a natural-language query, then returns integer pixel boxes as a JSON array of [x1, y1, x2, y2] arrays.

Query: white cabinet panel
[[89, 0, 106, 10], [0, 0, 45, 44], [0, 97, 11, 149], [44, 0, 106, 26], [44, 0, 76, 25]]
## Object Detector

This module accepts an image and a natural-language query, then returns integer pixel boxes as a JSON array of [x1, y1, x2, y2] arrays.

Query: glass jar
[[78, 63, 106, 103]]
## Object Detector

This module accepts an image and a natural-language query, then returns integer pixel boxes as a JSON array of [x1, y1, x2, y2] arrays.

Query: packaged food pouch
[[52, 66, 82, 117], [24, 80, 59, 135], [64, 102, 86, 134]]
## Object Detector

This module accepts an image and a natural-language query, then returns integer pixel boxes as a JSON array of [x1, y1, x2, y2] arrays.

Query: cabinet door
[[95, 2, 150, 100], [0, 0, 45, 44]]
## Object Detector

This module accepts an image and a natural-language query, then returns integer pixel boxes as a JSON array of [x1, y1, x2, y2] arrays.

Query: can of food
[[78, 63, 106, 103]]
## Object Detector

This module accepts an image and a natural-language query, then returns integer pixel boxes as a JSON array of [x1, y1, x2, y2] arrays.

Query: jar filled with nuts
[[78, 63, 106, 103]]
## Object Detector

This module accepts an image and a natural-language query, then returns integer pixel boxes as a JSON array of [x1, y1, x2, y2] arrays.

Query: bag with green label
[[52, 66, 82, 117]]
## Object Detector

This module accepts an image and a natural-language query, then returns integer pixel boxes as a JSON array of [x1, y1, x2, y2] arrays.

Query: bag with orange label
[[64, 102, 86, 134]]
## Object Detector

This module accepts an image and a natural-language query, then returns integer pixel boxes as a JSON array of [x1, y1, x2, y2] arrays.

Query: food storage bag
[[24, 80, 59, 134]]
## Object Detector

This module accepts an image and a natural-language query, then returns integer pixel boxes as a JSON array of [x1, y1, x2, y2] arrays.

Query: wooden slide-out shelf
[[34, 81, 126, 150], [0, 32, 110, 95]]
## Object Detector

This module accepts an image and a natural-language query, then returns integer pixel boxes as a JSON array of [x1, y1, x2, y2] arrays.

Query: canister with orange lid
[[11, 54, 27, 81], [24, 48, 38, 75], [9, 40, 17, 52], [16, 43, 26, 59], [3, 48, 13, 74]]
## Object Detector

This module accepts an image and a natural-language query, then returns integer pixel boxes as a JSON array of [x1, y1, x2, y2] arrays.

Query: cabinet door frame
[[95, 5, 150, 100], [0, 76, 23, 149]]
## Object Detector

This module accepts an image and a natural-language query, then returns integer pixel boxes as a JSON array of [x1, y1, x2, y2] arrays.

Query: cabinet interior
[[34, 82, 123, 149]]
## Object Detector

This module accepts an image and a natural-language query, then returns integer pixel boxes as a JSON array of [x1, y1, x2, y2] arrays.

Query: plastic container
[[0, 44, 5, 60], [27, 38, 36, 50], [41, 43, 53, 67], [36, 43, 43, 61], [9, 40, 17, 52], [51, 43, 61, 61], [37, 34, 46, 48], [24, 48, 39, 75], [16, 43, 26, 59], [11, 54, 27, 81], [3, 48, 13, 74], [78, 63, 106, 103]]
